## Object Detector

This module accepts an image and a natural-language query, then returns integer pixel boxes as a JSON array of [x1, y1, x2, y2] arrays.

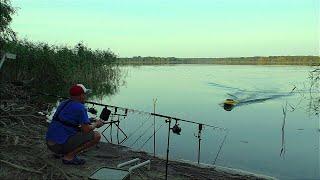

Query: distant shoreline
[[118, 56, 320, 66]]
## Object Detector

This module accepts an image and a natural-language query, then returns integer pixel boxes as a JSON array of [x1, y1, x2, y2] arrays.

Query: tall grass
[[0, 40, 122, 96]]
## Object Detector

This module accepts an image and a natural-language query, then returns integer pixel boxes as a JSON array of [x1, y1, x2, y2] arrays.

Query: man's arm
[[81, 120, 104, 133], [78, 104, 103, 133]]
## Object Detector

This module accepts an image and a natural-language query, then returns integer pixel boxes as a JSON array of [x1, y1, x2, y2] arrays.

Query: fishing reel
[[171, 121, 182, 135], [88, 107, 98, 115], [100, 106, 111, 121]]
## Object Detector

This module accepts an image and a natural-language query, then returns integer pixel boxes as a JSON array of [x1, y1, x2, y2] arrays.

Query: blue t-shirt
[[46, 100, 90, 144]]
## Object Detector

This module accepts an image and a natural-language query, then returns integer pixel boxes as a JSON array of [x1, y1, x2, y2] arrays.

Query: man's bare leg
[[63, 131, 101, 161]]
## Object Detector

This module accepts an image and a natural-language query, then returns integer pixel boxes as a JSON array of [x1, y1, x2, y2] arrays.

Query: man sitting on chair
[[46, 84, 104, 165]]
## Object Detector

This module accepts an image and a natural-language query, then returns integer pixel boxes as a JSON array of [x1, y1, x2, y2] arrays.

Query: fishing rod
[[37, 92, 227, 130], [150, 112, 223, 129], [39, 92, 131, 110]]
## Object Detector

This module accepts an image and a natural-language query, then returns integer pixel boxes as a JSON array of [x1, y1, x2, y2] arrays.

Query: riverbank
[[0, 83, 275, 179]]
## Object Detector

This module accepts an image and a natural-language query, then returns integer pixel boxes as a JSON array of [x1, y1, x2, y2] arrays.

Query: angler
[[45, 84, 104, 165]]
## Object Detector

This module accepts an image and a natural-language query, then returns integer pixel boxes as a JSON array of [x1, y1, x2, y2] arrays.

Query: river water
[[92, 65, 319, 179]]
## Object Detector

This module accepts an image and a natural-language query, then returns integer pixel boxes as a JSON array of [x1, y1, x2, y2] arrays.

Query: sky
[[10, 0, 320, 58]]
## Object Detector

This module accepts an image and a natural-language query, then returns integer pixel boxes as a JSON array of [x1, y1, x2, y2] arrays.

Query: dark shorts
[[47, 131, 94, 154]]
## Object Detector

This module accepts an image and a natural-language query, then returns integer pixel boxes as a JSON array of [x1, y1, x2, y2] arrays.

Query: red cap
[[69, 84, 85, 96]]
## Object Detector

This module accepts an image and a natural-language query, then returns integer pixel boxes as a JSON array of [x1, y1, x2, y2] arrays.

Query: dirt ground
[[0, 83, 272, 180]]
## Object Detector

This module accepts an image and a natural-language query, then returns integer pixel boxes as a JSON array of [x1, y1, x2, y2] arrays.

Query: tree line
[[119, 56, 320, 66]]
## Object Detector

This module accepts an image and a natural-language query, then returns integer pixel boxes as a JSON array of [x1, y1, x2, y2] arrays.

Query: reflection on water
[[280, 102, 288, 159], [94, 65, 319, 179], [39, 65, 125, 101]]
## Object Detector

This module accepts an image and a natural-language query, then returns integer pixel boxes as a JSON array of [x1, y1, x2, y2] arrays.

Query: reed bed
[[1, 40, 122, 97]]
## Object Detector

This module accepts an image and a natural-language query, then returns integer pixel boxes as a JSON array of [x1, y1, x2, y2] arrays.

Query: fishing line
[[212, 131, 228, 167], [138, 123, 165, 151], [123, 114, 152, 143], [130, 121, 155, 147]]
